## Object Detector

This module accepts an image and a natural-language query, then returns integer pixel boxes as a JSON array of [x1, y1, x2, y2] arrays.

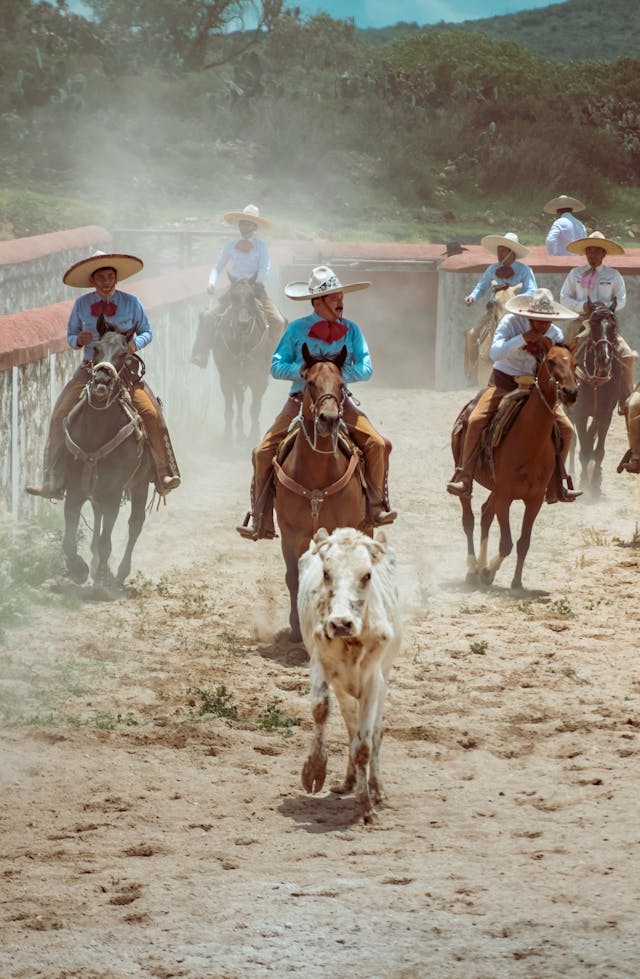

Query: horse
[[451, 344, 578, 591], [61, 315, 154, 589], [569, 300, 620, 497], [464, 282, 523, 387], [202, 275, 272, 444], [273, 344, 368, 642]]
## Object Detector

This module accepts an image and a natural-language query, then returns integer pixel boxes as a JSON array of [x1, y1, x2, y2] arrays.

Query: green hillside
[[361, 0, 639, 64]]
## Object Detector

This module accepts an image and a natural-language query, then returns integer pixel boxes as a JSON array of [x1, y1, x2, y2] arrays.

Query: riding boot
[[191, 308, 218, 368], [26, 443, 65, 500], [447, 467, 473, 497], [132, 383, 181, 496], [616, 342, 637, 413], [236, 474, 278, 540]]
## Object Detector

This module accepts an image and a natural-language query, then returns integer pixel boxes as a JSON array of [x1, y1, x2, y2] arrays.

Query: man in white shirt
[[191, 204, 285, 367], [447, 288, 581, 503], [544, 194, 587, 256], [560, 231, 636, 412]]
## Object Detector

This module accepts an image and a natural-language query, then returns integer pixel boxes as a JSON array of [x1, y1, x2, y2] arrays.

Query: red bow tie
[[307, 320, 348, 344], [495, 264, 514, 279], [90, 299, 118, 317], [235, 239, 253, 253]]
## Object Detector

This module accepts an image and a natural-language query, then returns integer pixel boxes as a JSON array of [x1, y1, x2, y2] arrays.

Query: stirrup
[[371, 508, 397, 526], [446, 479, 471, 498]]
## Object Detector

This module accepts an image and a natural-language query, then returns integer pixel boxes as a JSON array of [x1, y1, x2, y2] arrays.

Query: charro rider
[[464, 231, 537, 307], [559, 230, 636, 411], [544, 194, 587, 256], [191, 203, 285, 367], [447, 287, 581, 504], [27, 251, 180, 499], [236, 265, 397, 541]]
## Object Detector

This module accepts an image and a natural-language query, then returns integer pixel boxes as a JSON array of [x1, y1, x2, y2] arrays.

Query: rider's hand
[[464, 295, 474, 306], [127, 340, 137, 354], [76, 330, 94, 348]]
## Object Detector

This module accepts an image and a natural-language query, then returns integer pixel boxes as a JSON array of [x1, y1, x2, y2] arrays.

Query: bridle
[[295, 384, 346, 455], [577, 315, 615, 388]]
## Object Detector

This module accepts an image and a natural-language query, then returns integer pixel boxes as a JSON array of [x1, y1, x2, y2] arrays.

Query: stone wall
[[0, 226, 111, 315]]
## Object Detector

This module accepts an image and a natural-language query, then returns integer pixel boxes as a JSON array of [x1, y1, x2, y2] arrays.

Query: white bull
[[297, 527, 401, 823]]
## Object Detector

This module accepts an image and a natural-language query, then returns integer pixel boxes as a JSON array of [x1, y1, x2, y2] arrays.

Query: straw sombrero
[[284, 265, 371, 301], [566, 230, 624, 257], [543, 194, 586, 214], [223, 204, 271, 228], [505, 287, 577, 322], [480, 232, 529, 260], [63, 251, 143, 288]]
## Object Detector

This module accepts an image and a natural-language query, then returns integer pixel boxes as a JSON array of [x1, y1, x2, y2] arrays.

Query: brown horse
[[569, 300, 620, 497], [202, 275, 272, 443], [451, 344, 578, 591], [273, 344, 367, 642], [465, 283, 523, 387]]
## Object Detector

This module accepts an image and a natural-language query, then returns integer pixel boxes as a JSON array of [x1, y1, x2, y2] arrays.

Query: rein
[[294, 388, 346, 455], [534, 357, 560, 416], [576, 336, 614, 388]]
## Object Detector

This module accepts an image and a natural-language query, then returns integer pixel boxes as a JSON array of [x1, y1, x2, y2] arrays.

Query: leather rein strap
[[272, 449, 361, 533]]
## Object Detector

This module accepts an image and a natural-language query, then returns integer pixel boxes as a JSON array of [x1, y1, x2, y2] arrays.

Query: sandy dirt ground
[[1, 378, 640, 979]]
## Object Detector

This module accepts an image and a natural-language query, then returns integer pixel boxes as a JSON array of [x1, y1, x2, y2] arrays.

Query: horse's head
[[582, 301, 618, 381], [228, 275, 259, 328], [89, 315, 135, 407], [540, 344, 579, 407], [300, 342, 347, 438]]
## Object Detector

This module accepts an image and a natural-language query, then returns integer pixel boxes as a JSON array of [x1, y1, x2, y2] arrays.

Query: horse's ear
[[96, 313, 106, 337], [513, 282, 523, 295], [301, 342, 314, 369], [586, 298, 595, 314], [334, 345, 348, 371], [567, 337, 580, 354], [610, 297, 617, 314]]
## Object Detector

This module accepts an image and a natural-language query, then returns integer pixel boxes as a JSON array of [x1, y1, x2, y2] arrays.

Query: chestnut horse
[[570, 300, 620, 497], [273, 344, 367, 641], [451, 344, 578, 590]]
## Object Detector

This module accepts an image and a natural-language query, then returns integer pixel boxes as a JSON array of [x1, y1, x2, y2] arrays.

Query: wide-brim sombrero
[[543, 194, 586, 214], [63, 251, 144, 288], [223, 204, 271, 228], [566, 231, 624, 256], [505, 287, 577, 322], [480, 232, 530, 260], [284, 265, 371, 301]]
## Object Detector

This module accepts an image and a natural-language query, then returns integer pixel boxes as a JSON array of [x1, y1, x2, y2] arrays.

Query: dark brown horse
[[62, 316, 153, 588], [570, 300, 620, 497], [451, 344, 578, 591], [205, 275, 272, 443], [273, 344, 368, 641]]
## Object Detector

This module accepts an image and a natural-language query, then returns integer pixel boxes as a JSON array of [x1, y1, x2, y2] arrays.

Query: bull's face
[[312, 530, 386, 640]]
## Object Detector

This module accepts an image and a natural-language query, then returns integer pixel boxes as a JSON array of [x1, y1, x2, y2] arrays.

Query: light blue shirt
[[490, 313, 564, 377], [470, 260, 537, 302], [271, 311, 373, 395], [546, 213, 587, 256], [67, 289, 152, 362], [208, 236, 270, 288]]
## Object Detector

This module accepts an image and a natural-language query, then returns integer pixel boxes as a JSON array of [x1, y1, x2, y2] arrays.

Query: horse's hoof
[[67, 557, 89, 585]]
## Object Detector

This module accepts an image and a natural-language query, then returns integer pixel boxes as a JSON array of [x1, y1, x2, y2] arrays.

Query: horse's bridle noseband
[[297, 386, 346, 455]]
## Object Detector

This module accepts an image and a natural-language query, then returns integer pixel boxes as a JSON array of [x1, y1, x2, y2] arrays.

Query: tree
[[84, 0, 284, 72]]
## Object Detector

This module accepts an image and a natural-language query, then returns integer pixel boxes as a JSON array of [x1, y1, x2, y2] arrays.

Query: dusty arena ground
[[1, 380, 640, 978]]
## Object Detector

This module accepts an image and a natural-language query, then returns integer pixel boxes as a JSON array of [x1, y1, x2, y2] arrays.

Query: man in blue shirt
[[191, 204, 285, 367], [464, 232, 537, 307], [27, 252, 180, 499], [237, 265, 396, 540]]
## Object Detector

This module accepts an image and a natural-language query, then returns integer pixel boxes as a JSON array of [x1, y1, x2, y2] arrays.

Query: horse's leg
[[477, 492, 497, 583], [63, 494, 89, 584], [459, 494, 478, 582], [511, 497, 543, 591], [93, 496, 120, 585], [235, 385, 245, 443], [281, 539, 303, 642], [248, 382, 266, 445], [89, 503, 103, 581], [592, 408, 614, 498], [116, 481, 149, 585]]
